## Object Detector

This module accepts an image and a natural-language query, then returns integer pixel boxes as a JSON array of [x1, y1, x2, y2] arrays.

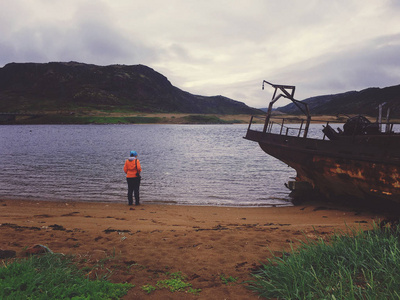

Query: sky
[[1, 0, 400, 108]]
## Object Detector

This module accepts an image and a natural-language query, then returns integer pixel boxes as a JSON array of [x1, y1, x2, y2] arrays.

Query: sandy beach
[[0, 199, 387, 299]]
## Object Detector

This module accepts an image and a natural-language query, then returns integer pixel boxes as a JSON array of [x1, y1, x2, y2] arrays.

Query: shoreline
[[0, 196, 295, 208], [4, 113, 392, 125], [0, 198, 388, 299]]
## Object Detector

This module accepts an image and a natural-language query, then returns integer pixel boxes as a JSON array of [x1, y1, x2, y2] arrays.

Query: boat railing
[[268, 118, 308, 137], [247, 115, 309, 138], [247, 115, 400, 140]]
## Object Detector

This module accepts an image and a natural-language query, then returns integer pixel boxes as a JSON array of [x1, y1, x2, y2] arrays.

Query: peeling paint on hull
[[245, 129, 400, 203], [309, 156, 400, 199]]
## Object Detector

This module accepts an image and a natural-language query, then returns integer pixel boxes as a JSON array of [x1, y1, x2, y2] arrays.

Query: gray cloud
[[1, 0, 400, 108], [290, 33, 400, 98]]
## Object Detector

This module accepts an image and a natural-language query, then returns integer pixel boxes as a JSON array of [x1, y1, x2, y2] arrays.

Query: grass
[[220, 274, 238, 285], [0, 253, 133, 299], [248, 222, 400, 299], [141, 271, 201, 295]]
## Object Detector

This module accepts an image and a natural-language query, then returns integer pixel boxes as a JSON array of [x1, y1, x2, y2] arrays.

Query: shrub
[[249, 223, 400, 299], [0, 254, 133, 299]]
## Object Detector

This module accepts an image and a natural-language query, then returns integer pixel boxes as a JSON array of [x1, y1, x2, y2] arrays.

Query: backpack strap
[[135, 159, 140, 177]]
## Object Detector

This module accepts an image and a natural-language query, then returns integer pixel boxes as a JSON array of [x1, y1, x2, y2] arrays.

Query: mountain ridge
[[276, 84, 400, 118], [0, 61, 262, 115]]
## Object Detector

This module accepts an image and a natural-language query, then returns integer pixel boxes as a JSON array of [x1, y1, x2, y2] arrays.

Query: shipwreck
[[244, 81, 400, 204]]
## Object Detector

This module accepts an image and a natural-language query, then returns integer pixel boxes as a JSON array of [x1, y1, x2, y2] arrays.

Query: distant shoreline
[[2, 113, 392, 125], [1, 113, 256, 125]]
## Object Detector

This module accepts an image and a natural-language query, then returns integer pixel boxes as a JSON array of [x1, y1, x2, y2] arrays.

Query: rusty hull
[[245, 129, 400, 203]]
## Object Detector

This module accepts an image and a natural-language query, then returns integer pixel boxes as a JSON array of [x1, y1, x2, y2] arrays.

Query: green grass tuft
[[220, 274, 238, 285], [249, 223, 400, 299], [140, 271, 201, 295], [0, 253, 133, 299]]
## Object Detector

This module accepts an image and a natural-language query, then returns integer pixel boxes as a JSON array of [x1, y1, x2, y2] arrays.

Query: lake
[[0, 124, 298, 207]]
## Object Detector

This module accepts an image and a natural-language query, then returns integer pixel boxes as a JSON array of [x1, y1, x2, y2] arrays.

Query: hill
[[277, 84, 400, 118], [0, 62, 262, 115]]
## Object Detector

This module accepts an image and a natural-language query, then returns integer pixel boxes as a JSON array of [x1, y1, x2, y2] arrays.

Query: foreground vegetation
[[5, 222, 400, 299], [0, 254, 132, 299], [249, 223, 400, 299]]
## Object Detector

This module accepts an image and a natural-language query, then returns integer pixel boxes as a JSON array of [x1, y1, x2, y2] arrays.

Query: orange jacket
[[124, 158, 142, 178]]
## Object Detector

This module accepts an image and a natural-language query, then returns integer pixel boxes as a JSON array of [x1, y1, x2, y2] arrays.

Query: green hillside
[[0, 62, 261, 116]]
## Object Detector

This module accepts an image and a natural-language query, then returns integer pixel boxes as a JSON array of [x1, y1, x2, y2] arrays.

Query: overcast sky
[[1, 0, 400, 108]]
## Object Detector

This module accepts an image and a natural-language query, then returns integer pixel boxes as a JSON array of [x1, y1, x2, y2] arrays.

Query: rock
[[0, 249, 16, 259], [25, 244, 53, 255]]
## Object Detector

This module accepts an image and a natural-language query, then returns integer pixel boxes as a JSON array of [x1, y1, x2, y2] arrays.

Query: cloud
[[1, 0, 400, 108], [286, 33, 400, 98]]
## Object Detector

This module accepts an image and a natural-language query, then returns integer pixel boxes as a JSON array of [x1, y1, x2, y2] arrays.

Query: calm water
[[0, 124, 299, 207]]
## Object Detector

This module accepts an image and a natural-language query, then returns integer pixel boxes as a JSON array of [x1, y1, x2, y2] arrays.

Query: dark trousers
[[127, 177, 140, 205]]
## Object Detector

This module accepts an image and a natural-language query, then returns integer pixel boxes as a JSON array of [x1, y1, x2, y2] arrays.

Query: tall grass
[[249, 223, 400, 299], [0, 253, 132, 299]]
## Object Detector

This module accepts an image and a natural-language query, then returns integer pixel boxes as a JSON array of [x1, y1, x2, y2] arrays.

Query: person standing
[[124, 151, 142, 205]]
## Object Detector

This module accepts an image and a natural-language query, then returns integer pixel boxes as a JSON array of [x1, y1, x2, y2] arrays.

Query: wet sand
[[0, 199, 385, 299]]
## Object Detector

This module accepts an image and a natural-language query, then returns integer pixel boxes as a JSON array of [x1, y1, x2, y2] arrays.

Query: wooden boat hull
[[245, 129, 400, 203]]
